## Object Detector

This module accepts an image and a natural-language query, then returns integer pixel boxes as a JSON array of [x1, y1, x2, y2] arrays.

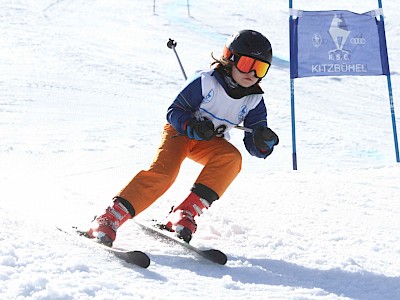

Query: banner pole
[[386, 74, 400, 162], [289, 0, 298, 170], [378, 0, 400, 162], [290, 79, 297, 170]]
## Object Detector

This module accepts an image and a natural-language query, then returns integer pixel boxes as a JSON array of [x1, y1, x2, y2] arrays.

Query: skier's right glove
[[185, 118, 215, 141]]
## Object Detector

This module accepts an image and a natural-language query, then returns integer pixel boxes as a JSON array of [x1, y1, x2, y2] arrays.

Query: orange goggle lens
[[235, 55, 270, 78]]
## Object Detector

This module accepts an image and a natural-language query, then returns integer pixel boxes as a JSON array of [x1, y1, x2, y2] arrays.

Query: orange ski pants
[[117, 123, 242, 216]]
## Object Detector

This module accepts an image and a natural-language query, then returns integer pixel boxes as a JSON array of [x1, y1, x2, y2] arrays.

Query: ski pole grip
[[167, 38, 177, 49]]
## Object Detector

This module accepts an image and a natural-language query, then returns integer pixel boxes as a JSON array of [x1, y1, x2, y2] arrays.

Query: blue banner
[[290, 10, 389, 78]]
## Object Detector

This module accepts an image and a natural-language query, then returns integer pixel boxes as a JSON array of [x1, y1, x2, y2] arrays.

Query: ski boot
[[86, 197, 134, 247], [165, 184, 219, 243]]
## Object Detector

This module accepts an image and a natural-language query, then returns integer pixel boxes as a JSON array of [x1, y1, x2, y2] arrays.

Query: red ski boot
[[165, 192, 211, 243], [86, 197, 134, 247]]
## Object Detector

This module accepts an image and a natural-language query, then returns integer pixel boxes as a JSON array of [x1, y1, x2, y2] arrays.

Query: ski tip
[[105, 249, 151, 268], [202, 249, 228, 265], [130, 251, 151, 268]]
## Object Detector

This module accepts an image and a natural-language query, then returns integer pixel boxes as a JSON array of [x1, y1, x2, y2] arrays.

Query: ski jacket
[[167, 69, 269, 158]]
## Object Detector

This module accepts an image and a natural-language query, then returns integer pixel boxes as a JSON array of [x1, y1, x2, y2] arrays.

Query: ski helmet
[[223, 30, 273, 64]]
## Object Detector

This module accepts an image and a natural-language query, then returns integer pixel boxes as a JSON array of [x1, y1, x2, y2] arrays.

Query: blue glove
[[185, 119, 215, 141], [253, 126, 279, 154]]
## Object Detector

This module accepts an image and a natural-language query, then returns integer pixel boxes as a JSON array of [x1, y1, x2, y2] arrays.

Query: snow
[[1, 0, 400, 299]]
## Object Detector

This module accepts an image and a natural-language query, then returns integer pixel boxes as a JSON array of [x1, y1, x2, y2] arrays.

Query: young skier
[[85, 29, 279, 245]]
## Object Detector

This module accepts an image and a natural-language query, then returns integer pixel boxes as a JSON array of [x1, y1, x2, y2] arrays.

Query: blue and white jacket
[[167, 68, 269, 158]]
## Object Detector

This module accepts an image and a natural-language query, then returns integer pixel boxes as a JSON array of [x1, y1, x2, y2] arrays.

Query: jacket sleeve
[[243, 99, 269, 158], [166, 77, 203, 134]]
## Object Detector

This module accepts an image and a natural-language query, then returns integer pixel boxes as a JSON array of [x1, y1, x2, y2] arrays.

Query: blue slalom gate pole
[[378, 0, 400, 162], [289, 0, 298, 170], [386, 72, 400, 162]]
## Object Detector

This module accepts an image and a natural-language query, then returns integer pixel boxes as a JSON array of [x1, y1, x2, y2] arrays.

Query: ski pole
[[167, 38, 187, 80], [234, 126, 253, 133], [167, 38, 253, 133]]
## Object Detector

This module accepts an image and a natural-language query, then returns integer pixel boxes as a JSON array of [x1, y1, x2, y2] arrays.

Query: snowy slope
[[1, 0, 400, 299]]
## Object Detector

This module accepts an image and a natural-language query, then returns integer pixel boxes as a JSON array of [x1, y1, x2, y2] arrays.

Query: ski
[[135, 220, 227, 265], [56, 226, 151, 268]]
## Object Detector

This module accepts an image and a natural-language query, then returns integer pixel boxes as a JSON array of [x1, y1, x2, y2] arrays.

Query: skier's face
[[231, 65, 259, 88]]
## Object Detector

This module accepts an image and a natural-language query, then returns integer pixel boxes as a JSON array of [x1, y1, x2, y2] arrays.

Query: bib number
[[215, 124, 227, 138]]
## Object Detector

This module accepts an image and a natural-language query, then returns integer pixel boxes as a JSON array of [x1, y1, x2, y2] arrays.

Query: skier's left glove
[[253, 126, 279, 155], [185, 118, 215, 141]]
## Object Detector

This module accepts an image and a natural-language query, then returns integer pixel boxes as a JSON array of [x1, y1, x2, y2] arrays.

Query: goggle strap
[[223, 46, 232, 60]]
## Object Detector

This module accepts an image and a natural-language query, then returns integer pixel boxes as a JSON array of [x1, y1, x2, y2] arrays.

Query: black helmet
[[223, 30, 273, 64]]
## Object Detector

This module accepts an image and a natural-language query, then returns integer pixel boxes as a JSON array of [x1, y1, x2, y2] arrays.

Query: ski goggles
[[224, 47, 270, 78], [233, 54, 271, 78]]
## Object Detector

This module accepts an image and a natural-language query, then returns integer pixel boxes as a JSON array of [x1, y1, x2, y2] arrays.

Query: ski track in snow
[[1, 0, 400, 299]]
